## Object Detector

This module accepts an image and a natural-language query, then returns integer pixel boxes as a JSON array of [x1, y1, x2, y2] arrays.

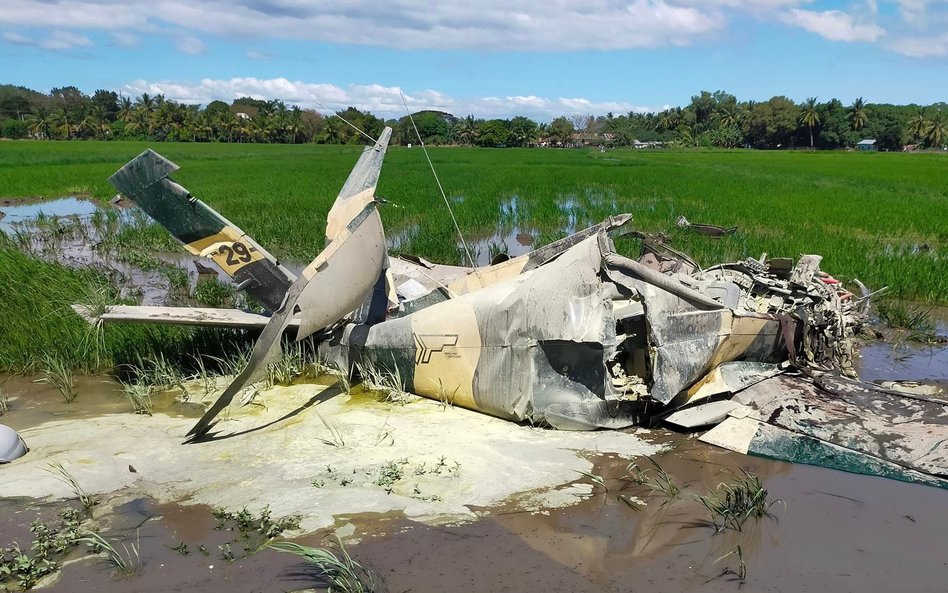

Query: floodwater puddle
[[7, 433, 948, 593], [856, 308, 948, 387], [0, 197, 229, 305]]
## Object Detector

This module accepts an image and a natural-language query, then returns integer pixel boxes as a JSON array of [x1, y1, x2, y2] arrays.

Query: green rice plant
[[357, 357, 412, 404], [79, 530, 140, 576], [876, 299, 938, 342], [129, 352, 188, 395], [575, 470, 607, 492], [36, 354, 77, 403], [266, 342, 307, 387], [638, 457, 682, 501], [432, 378, 459, 411], [715, 544, 747, 581], [121, 382, 153, 415], [696, 468, 781, 532], [316, 410, 346, 448], [46, 462, 97, 513], [192, 277, 236, 308], [269, 537, 376, 593]]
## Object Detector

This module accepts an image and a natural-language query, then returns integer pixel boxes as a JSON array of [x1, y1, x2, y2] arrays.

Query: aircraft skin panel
[[109, 149, 296, 312]]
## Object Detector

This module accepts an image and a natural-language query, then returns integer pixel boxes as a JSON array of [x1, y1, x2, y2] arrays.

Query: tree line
[[0, 85, 945, 150]]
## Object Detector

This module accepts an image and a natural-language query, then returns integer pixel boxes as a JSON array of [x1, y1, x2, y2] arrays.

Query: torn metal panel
[[708, 374, 948, 480], [109, 149, 296, 312], [665, 400, 742, 429], [672, 361, 784, 407], [701, 416, 948, 489]]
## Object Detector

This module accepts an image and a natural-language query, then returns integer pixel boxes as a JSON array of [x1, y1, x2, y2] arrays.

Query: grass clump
[[36, 355, 77, 403], [46, 462, 97, 514], [269, 537, 376, 593], [79, 530, 140, 577], [696, 469, 782, 532], [876, 299, 939, 343]]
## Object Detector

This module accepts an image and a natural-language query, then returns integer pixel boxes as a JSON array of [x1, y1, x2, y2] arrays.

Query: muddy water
[[856, 308, 948, 387], [0, 197, 228, 304], [5, 434, 947, 593]]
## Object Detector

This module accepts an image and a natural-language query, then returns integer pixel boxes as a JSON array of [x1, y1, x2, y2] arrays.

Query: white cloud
[[0, 0, 733, 51], [2, 31, 34, 45], [110, 31, 140, 48], [175, 34, 206, 54], [3, 0, 946, 57], [887, 32, 948, 56], [2, 29, 92, 49], [41, 30, 93, 49], [119, 77, 658, 120], [780, 8, 884, 42]]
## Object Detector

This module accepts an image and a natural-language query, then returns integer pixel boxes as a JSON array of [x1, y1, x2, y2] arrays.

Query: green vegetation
[[696, 469, 782, 532], [269, 538, 377, 593], [0, 137, 945, 373], [2, 85, 946, 151]]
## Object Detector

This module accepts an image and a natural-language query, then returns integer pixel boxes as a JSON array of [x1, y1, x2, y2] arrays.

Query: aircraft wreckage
[[68, 127, 948, 488]]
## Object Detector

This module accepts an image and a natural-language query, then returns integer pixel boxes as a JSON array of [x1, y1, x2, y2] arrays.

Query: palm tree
[[849, 97, 869, 132], [134, 93, 154, 112], [907, 108, 928, 142], [716, 102, 741, 130], [925, 113, 946, 148], [456, 115, 478, 145], [800, 97, 820, 148], [28, 108, 54, 139]]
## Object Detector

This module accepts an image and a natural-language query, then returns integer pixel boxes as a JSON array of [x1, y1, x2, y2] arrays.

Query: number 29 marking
[[219, 242, 253, 266]]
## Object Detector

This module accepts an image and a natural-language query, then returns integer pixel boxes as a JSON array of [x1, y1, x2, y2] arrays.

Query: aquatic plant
[[46, 462, 98, 513], [269, 537, 377, 593], [316, 409, 346, 448], [79, 530, 140, 576], [877, 299, 938, 342], [696, 468, 781, 532], [357, 357, 412, 404], [121, 382, 153, 415], [36, 355, 77, 403], [715, 544, 747, 581]]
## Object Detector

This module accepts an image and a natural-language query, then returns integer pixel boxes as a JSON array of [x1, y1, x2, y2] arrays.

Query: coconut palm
[[925, 114, 946, 148], [907, 109, 928, 142], [849, 97, 869, 131], [800, 97, 820, 148]]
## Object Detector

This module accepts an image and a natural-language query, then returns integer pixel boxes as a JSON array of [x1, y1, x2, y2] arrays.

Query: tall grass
[[0, 241, 245, 372], [1, 142, 945, 305], [269, 537, 376, 593]]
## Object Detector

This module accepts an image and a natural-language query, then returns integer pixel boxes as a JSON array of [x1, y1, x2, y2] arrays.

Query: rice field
[[0, 140, 945, 370]]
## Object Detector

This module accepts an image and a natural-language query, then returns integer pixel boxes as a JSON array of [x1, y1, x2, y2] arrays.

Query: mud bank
[[6, 437, 948, 593]]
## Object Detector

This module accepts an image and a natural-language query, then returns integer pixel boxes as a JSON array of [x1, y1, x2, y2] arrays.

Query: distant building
[[856, 139, 877, 151]]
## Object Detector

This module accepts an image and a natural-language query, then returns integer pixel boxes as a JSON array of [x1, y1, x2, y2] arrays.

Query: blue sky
[[1, 0, 946, 120]]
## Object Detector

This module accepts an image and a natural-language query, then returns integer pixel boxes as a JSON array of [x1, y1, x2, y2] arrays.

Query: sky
[[1, 0, 946, 120]]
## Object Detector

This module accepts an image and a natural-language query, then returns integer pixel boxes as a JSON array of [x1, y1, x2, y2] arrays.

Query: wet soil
[[4, 435, 947, 593]]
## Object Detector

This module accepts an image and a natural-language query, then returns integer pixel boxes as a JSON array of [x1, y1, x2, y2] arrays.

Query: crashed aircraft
[[76, 127, 948, 488]]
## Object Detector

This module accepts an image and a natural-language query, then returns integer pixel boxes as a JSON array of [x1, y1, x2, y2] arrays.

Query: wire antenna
[[313, 98, 379, 145], [399, 91, 480, 273]]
